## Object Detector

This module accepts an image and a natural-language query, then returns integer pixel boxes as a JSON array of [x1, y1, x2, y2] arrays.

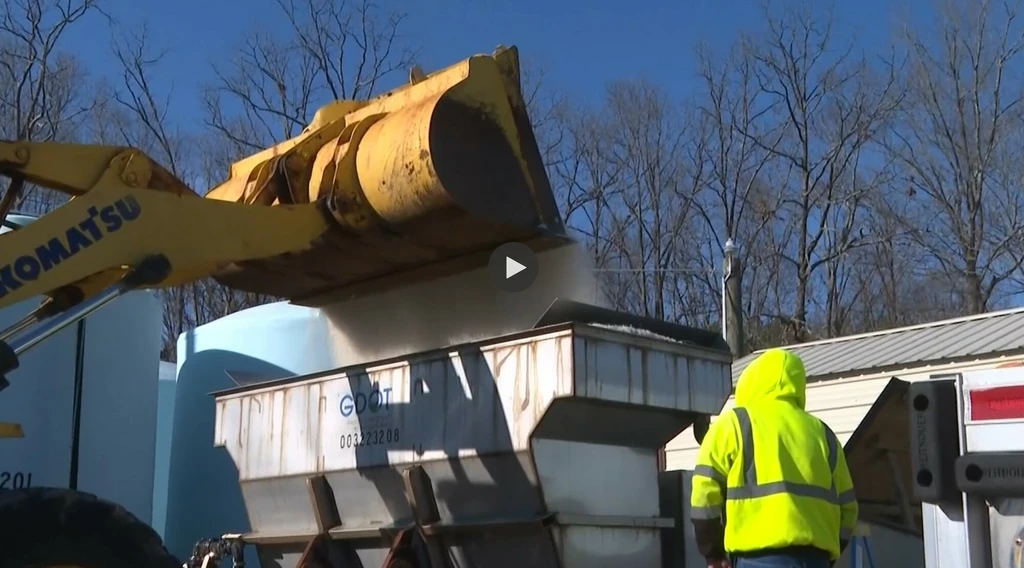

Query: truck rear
[[909, 366, 1024, 568]]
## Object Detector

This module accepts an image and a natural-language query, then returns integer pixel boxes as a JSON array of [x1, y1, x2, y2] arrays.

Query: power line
[[590, 268, 717, 274]]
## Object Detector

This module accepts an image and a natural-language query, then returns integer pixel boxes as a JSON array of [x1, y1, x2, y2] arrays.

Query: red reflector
[[970, 385, 1024, 420]]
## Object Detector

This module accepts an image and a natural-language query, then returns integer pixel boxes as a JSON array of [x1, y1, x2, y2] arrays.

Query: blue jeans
[[734, 549, 832, 568]]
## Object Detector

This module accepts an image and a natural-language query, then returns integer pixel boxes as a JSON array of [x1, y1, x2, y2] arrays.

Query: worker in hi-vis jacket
[[689, 349, 859, 568]]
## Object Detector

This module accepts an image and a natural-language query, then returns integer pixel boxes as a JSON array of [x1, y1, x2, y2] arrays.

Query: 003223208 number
[[0, 471, 32, 490], [339, 428, 400, 449]]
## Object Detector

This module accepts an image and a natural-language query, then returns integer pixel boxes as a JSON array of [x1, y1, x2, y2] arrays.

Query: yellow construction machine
[[0, 44, 569, 568], [0, 46, 567, 407]]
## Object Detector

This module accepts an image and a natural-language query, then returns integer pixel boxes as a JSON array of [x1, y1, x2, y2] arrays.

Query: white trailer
[[909, 366, 1024, 568]]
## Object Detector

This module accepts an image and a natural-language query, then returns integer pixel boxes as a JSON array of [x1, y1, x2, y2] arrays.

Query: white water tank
[[0, 213, 163, 524]]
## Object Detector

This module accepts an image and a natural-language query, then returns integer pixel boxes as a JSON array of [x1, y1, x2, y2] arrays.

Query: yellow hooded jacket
[[689, 349, 858, 561]]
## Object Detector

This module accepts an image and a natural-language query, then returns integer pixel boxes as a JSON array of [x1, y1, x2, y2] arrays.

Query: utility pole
[[695, 239, 746, 446], [722, 238, 746, 359]]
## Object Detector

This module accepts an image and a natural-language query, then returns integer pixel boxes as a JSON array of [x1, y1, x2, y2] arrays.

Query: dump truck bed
[[212, 301, 733, 568]]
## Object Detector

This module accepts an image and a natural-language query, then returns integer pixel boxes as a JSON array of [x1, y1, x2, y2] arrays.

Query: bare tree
[[549, 102, 627, 304], [108, 25, 191, 176], [885, 0, 1024, 314], [600, 80, 707, 321], [846, 198, 963, 329], [519, 59, 567, 170], [146, 0, 418, 342], [102, 23, 217, 358], [740, 1, 904, 341], [0, 0, 100, 213], [547, 80, 710, 321], [202, 0, 416, 155], [694, 40, 783, 247], [691, 39, 786, 340]]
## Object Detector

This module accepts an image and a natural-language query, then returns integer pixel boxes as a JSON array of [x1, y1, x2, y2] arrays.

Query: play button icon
[[489, 242, 538, 293], [506, 256, 526, 279]]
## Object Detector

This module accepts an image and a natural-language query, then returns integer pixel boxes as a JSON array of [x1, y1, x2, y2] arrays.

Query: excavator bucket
[[207, 45, 569, 305]]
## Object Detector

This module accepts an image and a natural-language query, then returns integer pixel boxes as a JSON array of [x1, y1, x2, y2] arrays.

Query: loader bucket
[[209, 46, 569, 305]]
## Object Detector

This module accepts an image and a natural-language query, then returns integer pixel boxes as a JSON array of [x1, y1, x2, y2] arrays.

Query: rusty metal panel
[[214, 324, 731, 482]]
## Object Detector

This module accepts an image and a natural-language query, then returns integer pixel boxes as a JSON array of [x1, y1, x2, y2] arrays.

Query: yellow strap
[[0, 422, 24, 438]]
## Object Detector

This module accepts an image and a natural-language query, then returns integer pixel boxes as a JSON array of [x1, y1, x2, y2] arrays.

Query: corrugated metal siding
[[665, 352, 1024, 471], [731, 307, 1024, 382]]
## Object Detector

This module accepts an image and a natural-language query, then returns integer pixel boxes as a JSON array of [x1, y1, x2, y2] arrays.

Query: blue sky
[[58, 0, 935, 124]]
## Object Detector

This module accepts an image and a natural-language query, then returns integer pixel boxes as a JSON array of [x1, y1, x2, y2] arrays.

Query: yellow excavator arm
[[0, 45, 569, 400], [0, 144, 330, 308]]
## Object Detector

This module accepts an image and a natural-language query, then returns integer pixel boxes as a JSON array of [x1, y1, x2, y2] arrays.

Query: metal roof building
[[731, 306, 1024, 383], [665, 306, 1024, 538]]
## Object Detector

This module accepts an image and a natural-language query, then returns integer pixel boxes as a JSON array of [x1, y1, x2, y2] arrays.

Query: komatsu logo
[[0, 196, 142, 299]]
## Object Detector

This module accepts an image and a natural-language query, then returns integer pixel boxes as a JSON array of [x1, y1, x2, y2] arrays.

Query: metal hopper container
[[208, 300, 733, 568]]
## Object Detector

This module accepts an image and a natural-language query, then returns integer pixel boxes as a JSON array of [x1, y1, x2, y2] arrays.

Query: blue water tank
[[0, 212, 163, 523], [161, 302, 343, 559], [151, 361, 177, 538]]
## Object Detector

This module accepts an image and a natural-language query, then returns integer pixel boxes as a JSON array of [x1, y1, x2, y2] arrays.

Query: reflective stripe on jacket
[[689, 349, 859, 560]]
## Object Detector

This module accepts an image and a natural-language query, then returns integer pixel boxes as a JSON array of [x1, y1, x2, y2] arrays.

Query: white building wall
[[665, 353, 1024, 471]]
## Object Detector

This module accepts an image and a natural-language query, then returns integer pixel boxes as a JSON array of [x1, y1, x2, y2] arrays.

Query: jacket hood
[[734, 348, 807, 409]]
